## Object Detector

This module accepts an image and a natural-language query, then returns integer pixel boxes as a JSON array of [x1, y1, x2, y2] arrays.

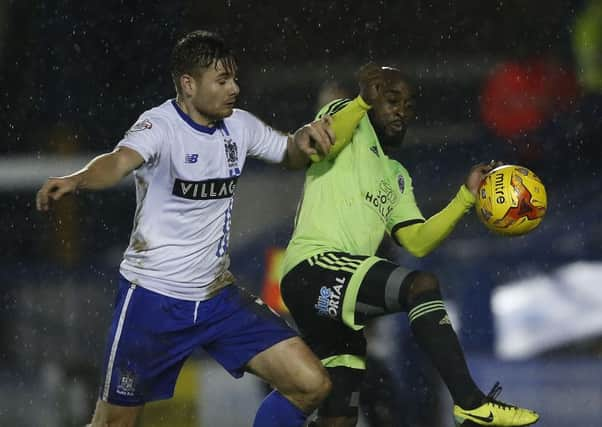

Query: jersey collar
[[171, 99, 227, 135]]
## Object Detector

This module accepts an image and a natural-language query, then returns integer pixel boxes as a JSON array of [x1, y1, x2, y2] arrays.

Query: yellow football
[[475, 165, 547, 236]]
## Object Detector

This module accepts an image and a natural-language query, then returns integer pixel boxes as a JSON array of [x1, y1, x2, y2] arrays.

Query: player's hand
[[357, 62, 383, 106], [293, 115, 335, 159], [465, 160, 503, 195], [36, 176, 79, 211]]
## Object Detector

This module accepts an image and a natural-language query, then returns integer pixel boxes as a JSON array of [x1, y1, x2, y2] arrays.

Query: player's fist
[[357, 62, 383, 106], [294, 115, 335, 161], [36, 176, 79, 211]]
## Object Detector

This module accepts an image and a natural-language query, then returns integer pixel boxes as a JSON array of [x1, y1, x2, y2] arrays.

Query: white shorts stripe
[[194, 300, 200, 323], [102, 284, 136, 401]]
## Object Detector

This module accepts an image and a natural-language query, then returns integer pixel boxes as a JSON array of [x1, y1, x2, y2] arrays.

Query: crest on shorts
[[115, 369, 138, 397], [126, 119, 152, 135], [224, 138, 238, 168], [397, 174, 405, 193]]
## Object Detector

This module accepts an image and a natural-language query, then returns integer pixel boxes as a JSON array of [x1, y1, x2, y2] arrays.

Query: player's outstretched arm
[[36, 146, 144, 211], [394, 161, 499, 257], [394, 185, 475, 257]]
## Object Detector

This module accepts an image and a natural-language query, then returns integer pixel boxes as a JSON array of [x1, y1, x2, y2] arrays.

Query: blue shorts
[[99, 275, 297, 406]]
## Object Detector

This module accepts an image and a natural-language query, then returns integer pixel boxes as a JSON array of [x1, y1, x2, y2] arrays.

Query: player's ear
[[180, 74, 196, 97]]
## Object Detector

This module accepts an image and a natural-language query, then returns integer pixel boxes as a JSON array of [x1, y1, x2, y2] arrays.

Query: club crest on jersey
[[126, 119, 152, 135], [224, 138, 238, 168], [397, 175, 405, 193]]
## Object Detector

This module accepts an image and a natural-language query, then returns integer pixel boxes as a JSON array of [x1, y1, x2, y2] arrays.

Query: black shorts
[[280, 251, 399, 367]]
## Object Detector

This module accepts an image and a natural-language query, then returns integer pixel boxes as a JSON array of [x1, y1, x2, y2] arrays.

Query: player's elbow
[[405, 244, 433, 258], [395, 233, 433, 258]]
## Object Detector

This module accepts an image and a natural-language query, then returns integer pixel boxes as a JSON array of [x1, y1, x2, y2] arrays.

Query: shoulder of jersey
[[383, 157, 404, 173], [143, 100, 176, 123], [316, 98, 352, 119], [226, 108, 272, 129], [227, 108, 256, 121], [124, 103, 170, 136], [153, 99, 176, 115], [389, 157, 404, 168], [141, 100, 185, 130], [396, 163, 413, 184]]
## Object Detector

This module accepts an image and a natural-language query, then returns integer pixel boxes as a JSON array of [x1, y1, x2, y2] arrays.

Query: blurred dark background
[[1, 1, 601, 426]]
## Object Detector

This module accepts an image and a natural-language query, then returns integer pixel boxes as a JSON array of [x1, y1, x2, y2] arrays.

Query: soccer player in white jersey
[[36, 30, 336, 427]]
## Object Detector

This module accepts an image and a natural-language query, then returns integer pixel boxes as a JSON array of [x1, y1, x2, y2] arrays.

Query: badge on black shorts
[[314, 277, 346, 319]]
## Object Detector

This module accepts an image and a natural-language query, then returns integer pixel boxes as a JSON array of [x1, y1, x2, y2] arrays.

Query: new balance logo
[[369, 146, 379, 156], [185, 154, 199, 163]]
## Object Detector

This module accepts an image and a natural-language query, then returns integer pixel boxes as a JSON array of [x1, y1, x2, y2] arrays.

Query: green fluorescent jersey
[[282, 99, 425, 277]]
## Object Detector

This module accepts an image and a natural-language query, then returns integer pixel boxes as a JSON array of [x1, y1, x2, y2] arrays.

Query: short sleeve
[[116, 114, 167, 164], [386, 164, 425, 234], [240, 110, 288, 163]]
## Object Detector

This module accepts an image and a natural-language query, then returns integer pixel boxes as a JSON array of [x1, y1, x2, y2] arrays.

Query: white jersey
[[117, 99, 288, 300]]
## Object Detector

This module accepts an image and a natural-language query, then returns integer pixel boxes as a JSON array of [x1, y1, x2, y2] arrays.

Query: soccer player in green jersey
[[280, 64, 540, 427]]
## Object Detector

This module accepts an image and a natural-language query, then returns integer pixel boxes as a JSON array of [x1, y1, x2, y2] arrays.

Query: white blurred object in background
[[493, 261, 602, 359]]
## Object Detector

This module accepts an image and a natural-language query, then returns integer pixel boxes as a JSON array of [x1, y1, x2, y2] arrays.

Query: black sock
[[407, 290, 483, 409]]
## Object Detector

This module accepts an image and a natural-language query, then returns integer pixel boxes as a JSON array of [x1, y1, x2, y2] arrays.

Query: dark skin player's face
[[369, 71, 415, 147]]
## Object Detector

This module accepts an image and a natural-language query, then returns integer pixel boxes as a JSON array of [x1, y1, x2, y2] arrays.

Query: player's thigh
[[281, 252, 383, 333], [246, 336, 329, 394], [280, 253, 371, 371], [100, 277, 199, 406], [353, 257, 415, 323], [90, 399, 143, 427], [286, 252, 414, 326]]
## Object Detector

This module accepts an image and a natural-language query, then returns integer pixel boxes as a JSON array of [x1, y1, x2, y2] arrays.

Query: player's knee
[[300, 368, 332, 408], [288, 365, 331, 409], [404, 270, 441, 305], [317, 372, 333, 403]]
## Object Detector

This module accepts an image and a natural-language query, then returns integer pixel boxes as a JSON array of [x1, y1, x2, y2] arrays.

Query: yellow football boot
[[453, 382, 539, 426]]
